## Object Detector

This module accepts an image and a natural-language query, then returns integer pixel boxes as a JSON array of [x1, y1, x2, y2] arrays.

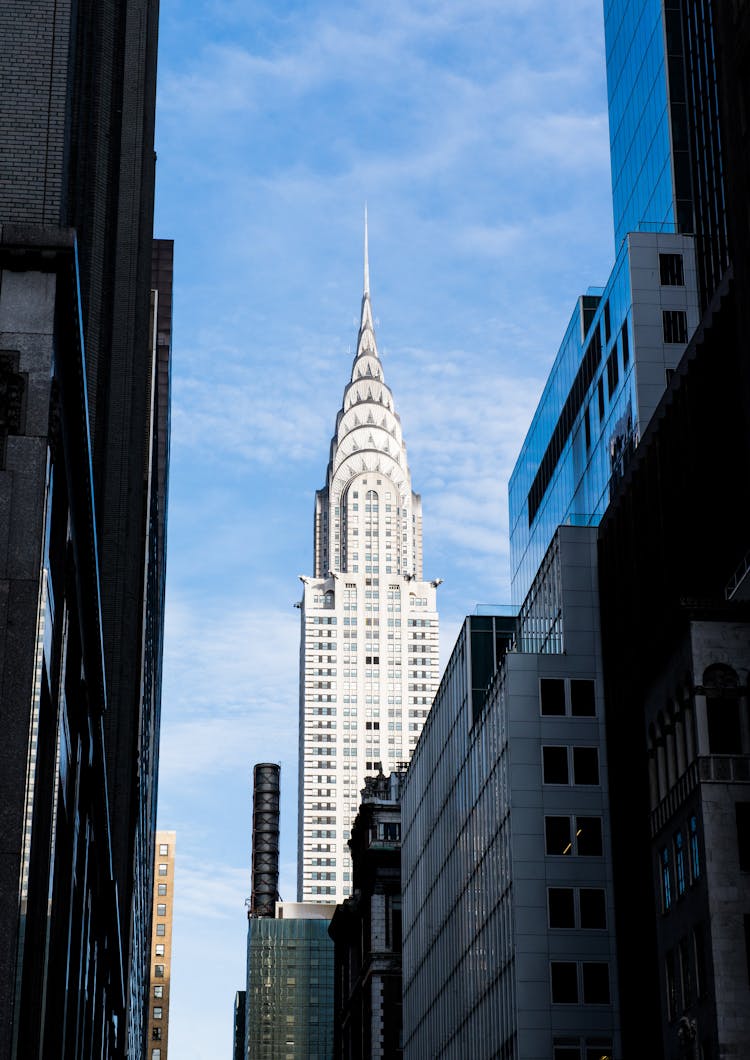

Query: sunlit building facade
[[402, 530, 620, 1060], [147, 832, 176, 1060], [297, 222, 440, 903], [509, 231, 699, 604]]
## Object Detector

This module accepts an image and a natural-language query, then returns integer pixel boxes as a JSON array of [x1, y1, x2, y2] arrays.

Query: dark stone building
[[0, 3, 168, 1057], [329, 771, 405, 1060]]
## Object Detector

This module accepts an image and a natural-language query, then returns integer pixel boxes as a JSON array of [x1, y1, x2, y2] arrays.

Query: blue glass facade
[[605, 0, 676, 248], [509, 232, 699, 604]]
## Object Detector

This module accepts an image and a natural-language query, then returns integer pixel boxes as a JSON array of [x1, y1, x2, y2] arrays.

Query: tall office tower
[[147, 833, 176, 1060], [297, 220, 440, 903], [0, 3, 166, 1057]]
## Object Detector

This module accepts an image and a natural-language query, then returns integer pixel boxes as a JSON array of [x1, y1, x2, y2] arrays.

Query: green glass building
[[246, 904, 334, 1059]]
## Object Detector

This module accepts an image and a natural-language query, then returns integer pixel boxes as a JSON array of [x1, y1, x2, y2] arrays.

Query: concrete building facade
[[401, 529, 619, 1060], [297, 219, 440, 903], [147, 832, 176, 1060]]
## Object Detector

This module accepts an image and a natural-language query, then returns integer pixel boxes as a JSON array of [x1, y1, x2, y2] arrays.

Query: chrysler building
[[297, 218, 440, 902]]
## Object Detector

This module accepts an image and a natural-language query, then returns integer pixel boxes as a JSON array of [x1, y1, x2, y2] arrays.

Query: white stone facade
[[297, 224, 440, 902]]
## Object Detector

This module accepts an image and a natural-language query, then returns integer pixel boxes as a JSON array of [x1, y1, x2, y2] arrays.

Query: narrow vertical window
[[675, 831, 686, 896], [662, 846, 672, 911], [689, 815, 701, 880]]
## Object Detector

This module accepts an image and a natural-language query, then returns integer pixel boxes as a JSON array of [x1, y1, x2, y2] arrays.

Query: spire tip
[[364, 204, 370, 297]]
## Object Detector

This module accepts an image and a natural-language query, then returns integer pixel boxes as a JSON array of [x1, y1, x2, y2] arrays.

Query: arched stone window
[[703, 664, 741, 754], [323, 590, 335, 609]]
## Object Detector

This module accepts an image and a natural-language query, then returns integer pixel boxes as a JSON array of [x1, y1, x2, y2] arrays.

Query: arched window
[[703, 664, 741, 754], [323, 590, 334, 609]]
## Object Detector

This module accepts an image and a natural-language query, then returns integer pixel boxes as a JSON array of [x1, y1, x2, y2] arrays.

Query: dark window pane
[[546, 816, 572, 855], [680, 937, 693, 1006], [582, 962, 610, 1004], [606, 348, 619, 398], [694, 925, 707, 998], [576, 817, 603, 856], [736, 803, 750, 872], [659, 253, 685, 285], [665, 949, 679, 1019], [554, 1048, 580, 1060], [621, 321, 630, 366], [551, 962, 579, 1003], [540, 678, 566, 715], [603, 301, 611, 343], [598, 377, 605, 418], [585, 1043, 613, 1060], [548, 888, 575, 928], [543, 746, 569, 784], [663, 309, 688, 343], [579, 888, 606, 929], [571, 680, 596, 716], [708, 697, 742, 754], [662, 846, 672, 911], [689, 814, 701, 880], [573, 747, 599, 785]]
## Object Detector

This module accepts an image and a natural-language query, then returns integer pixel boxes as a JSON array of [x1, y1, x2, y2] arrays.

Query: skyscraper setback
[[297, 219, 440, 903]]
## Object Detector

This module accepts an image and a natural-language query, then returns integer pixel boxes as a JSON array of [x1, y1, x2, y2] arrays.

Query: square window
[[540, 679, 565, 716], [154, 985, 163, 998], [158, 864, 168, 876], [157, 903, 166, 916], [545, 816, 572, 856], [548, 888, 575, 928], [570, 680, 595, 716], [659, 253, 685, 285], [155, 965, 164, 978], [159, 844, 169, 856], [155, 944, 165, 957], [543, 747, 569, 784], [573, 747, 599, 785], [153, 1006, 163, 1019], [582, 962, 610, 1004], [158, 884, 167, 896], [551, 961, 579, 1003], [152, 1026, 162, 1041], [579, 888, 607, 929], [576, 817, 603, 856], [156, 923, 166, 936]]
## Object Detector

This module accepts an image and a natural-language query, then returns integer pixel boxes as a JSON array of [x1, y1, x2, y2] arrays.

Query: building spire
[[364, 203, 370, 297]]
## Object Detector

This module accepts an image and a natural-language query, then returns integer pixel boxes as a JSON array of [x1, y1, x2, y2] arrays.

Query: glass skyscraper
[[245, 904, 335, 1059], [509, 231, 699, 604]]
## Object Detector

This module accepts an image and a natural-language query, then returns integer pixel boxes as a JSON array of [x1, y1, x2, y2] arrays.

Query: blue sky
[[153, 1, 615, 1054]]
